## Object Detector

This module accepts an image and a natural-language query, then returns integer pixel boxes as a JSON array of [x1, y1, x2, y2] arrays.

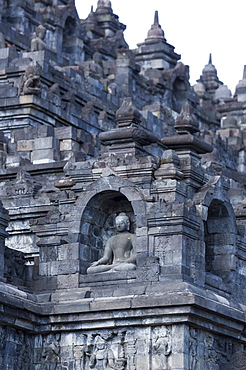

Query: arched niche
[[79, 190, 135, 274], [172, 77, 188, 113], [173, 77, 187, 100], [62, 16, 77, 54], [204, 199, 236, 279]]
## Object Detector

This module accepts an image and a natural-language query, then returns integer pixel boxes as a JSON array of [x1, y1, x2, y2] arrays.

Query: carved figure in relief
[[21, 334, 33, 369], [42, 334, 60, 370], [189, 328, 198, 370], [87, 213, 136, 274], [31, 25, 46, 51], [88, 336, 124, 370], [4, 247, 25, 282], [152, 327, 172, 370], [204, 333, 219, 370]]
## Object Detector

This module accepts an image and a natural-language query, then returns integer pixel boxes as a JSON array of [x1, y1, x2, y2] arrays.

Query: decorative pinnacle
[[116, 97, 141, 128], [243, 66, 246, 80], [154, 10, 159, 25], [145, 10, 165, 42], [209, 53, 212, 64], [174, 104, 199, 135]]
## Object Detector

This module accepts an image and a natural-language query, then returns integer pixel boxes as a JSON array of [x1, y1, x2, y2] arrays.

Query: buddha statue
[[31, 25, 46, 52], [87, 213, 136, 274]]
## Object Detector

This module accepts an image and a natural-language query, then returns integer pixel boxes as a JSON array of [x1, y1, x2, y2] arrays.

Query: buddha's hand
[[90, 260, 100, 267]]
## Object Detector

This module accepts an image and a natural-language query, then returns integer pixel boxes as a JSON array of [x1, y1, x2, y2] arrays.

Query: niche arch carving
[[79, 190, 136, 274], [204, 199, 236, 276], [195, 176, 237, 289], [77, 176, 146, 274], [62, 16, 78, 54]]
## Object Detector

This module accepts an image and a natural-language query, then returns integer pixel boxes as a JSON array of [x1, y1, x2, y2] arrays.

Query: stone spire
[[202, 54, 217, 76], [235, 66, 246, 103], [145, 11, 166, 42], [135, 10, 179, 71], [200, 53, 220, 94]]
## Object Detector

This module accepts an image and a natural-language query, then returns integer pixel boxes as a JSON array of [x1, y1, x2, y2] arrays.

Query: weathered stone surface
[[0, 0, 245, 368]]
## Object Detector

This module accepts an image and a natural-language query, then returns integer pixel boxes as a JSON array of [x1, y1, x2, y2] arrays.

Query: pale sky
[[75, 0, 245, 94]]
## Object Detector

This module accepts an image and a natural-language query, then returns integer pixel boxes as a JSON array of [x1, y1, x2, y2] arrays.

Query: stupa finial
[[145, 10, 165, 42]]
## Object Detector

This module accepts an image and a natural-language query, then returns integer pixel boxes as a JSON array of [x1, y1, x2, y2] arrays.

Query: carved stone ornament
[[41, 333, 60, 369], [152, 326, 172, 370], [161, 103, 213, 154], [116, 97, 141, 128], [189, 328, 198, 370], [4, 246, 25, 282], [72, 331, 128, 370], [174, 103, 199, 134], [6, 169, 42, 197], [19, 64, 41, 96], [204, 333, 220, 370], [221, 350, 246, 370]]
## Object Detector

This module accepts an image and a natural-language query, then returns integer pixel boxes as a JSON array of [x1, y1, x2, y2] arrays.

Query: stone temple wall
[[0, 0, 246, 369]]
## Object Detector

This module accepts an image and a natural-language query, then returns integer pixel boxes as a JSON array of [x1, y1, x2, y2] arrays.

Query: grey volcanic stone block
[[0, 1, 245, 369]]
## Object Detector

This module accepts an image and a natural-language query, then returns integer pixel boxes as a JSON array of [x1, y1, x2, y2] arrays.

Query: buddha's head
[[115, 213, 130, 232]]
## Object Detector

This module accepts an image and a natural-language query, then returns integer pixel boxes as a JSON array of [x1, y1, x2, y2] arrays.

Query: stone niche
[[203, 198, 237, 292], [79, 190, 136, 274], [205, 200, 235, 274]]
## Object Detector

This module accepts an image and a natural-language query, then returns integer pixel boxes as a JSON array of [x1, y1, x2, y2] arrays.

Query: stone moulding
[[99, 127, 158, 146], [161, 133, 213, 154]]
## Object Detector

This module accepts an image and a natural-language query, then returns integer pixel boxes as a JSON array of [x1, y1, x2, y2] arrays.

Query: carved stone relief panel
[[185, 237, 197, 278], [125, 331, 137, 370], [187, 328, 235, 370], [33, 327, 176, 370], [87, 332, 127, 370], [19, 326, 245, 369], [4, 246, 26, 282], [188, 327, 198, 370], [41, 333, 61, 370], [203, 333, 220, 370], [151, 326, 172, 370], [35, 330, 129, 370], [153, 234, 180, 267], [133, 328, 150, 370], [0, 326, 34, 369], [220, 350, 246, 369], [153, 235, 170, 267]]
